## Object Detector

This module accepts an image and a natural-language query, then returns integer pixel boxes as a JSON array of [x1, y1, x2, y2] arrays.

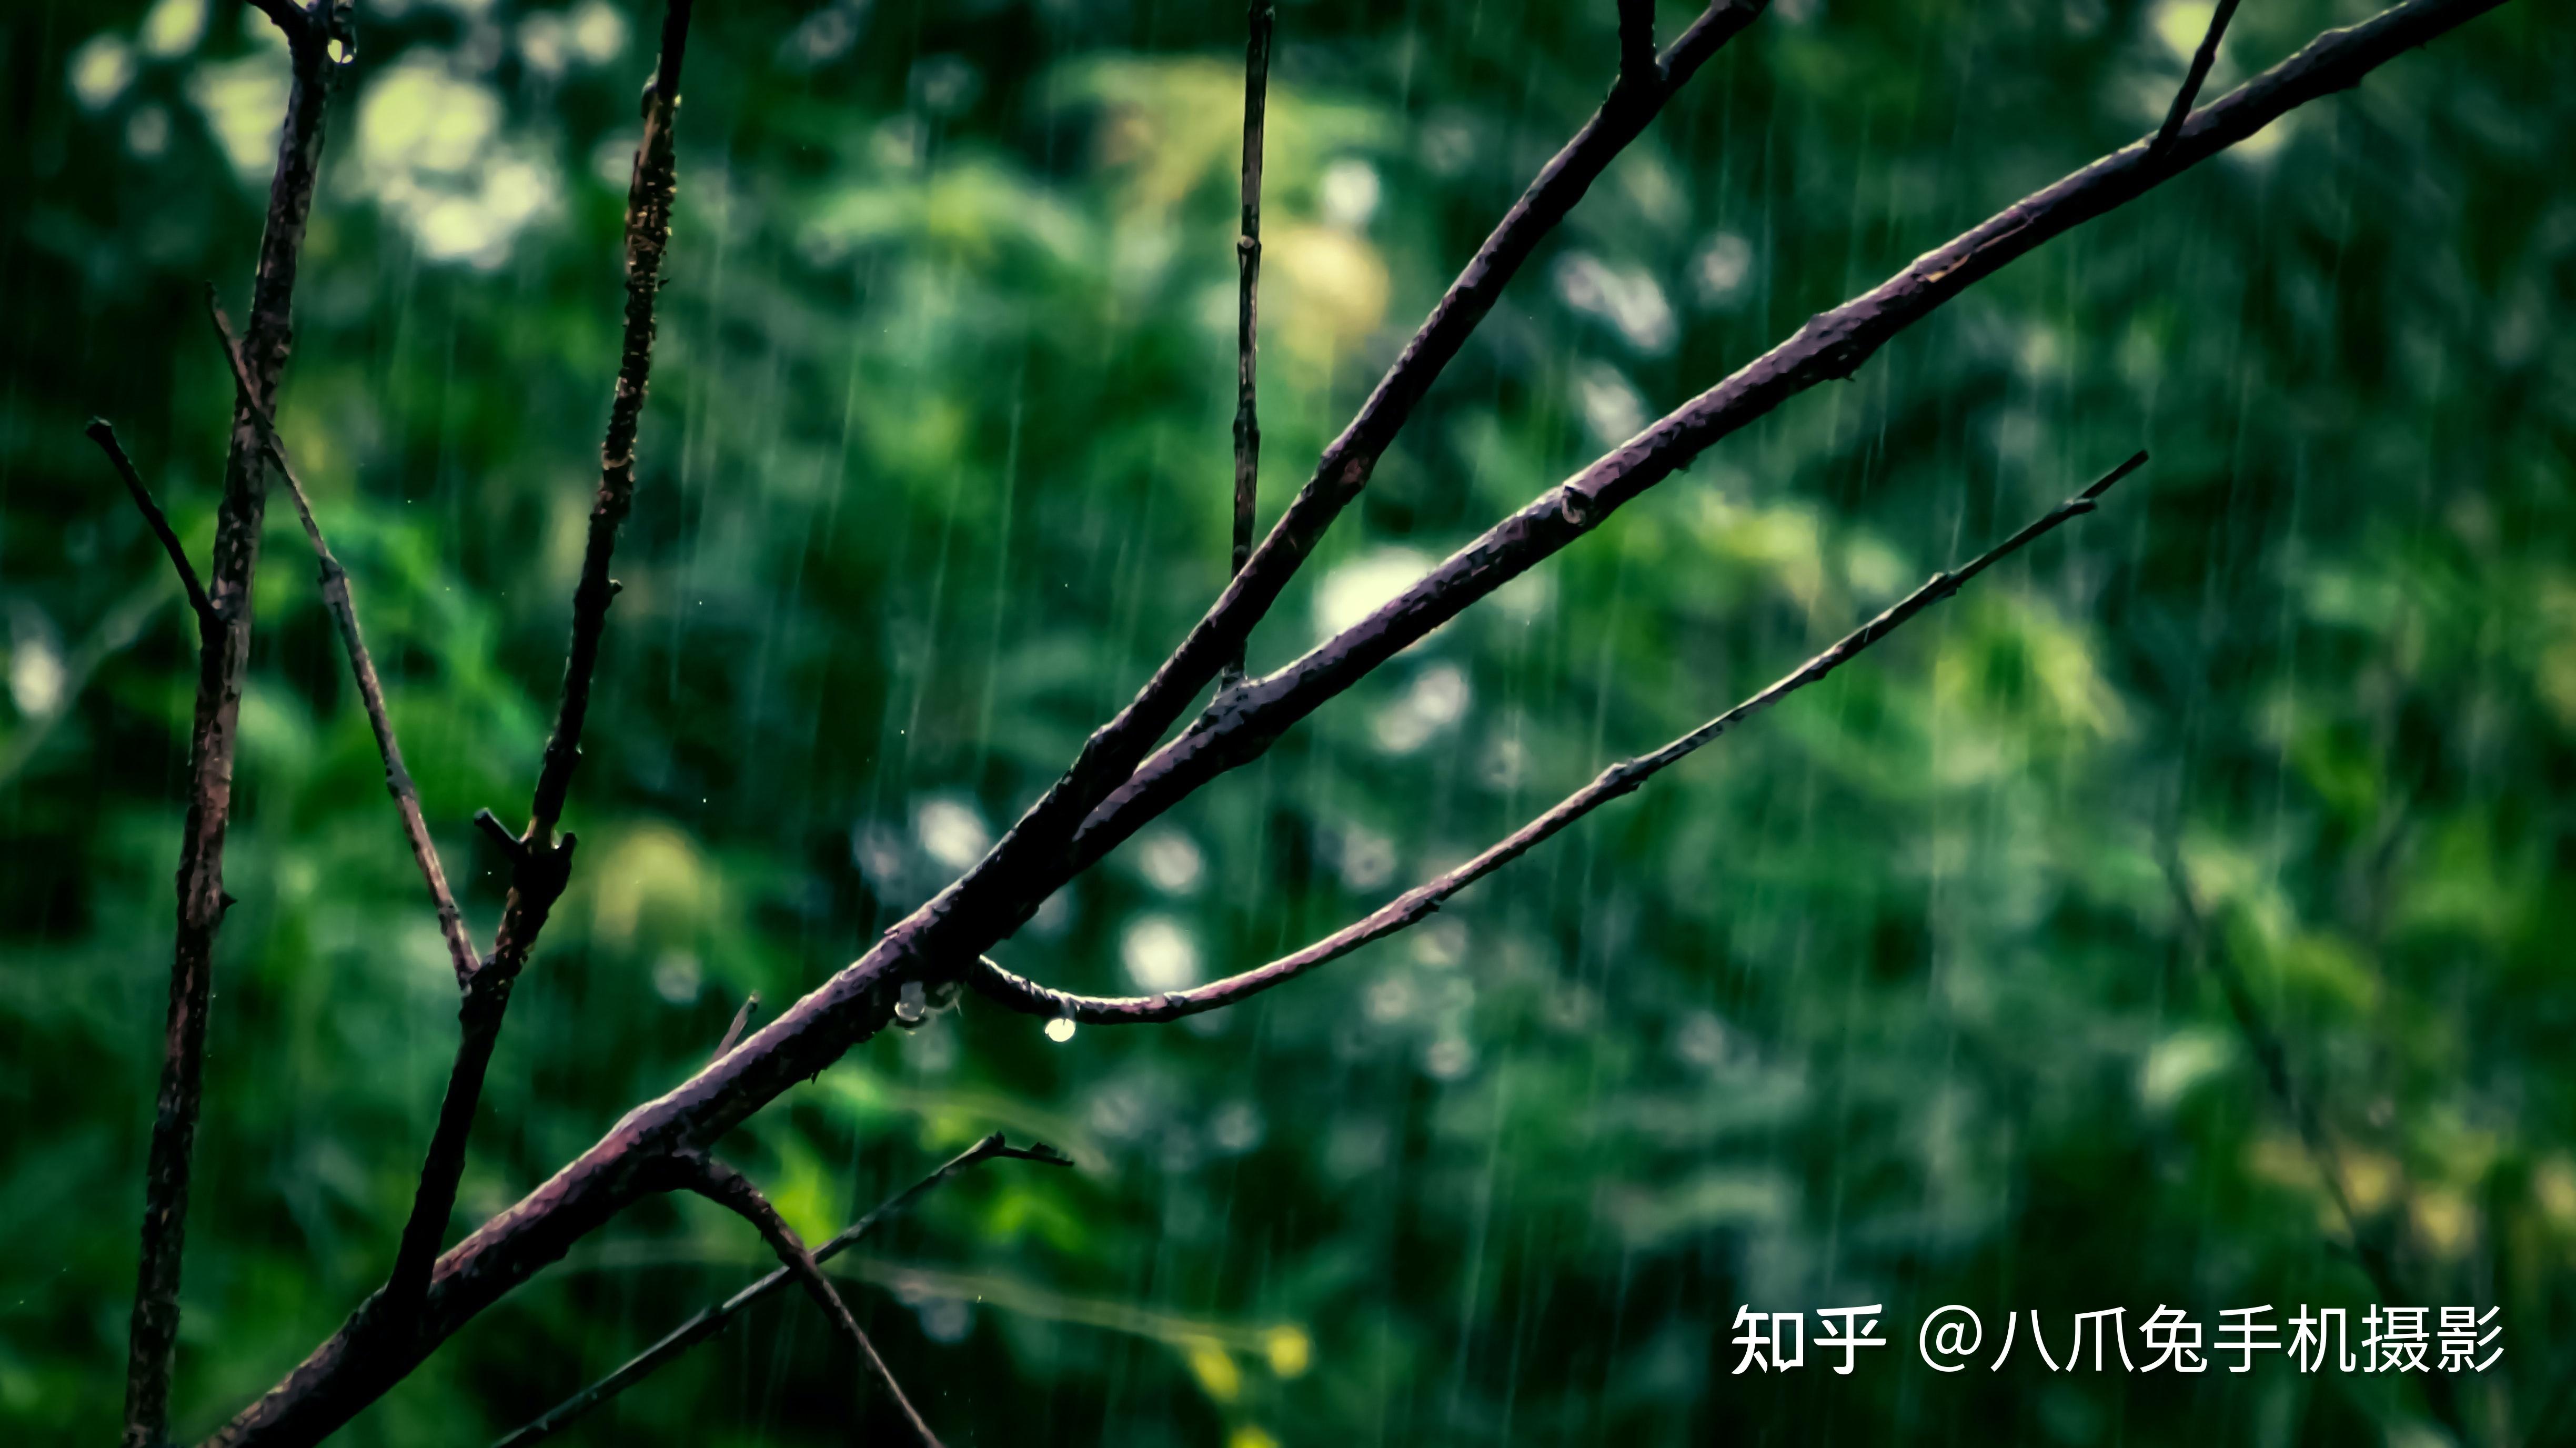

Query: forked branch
[[2153, 0, 2246, 156], [973, 453, 2147, 1024], [123, 2, 336, 1441], [84, 421, 216, 636], [494, 1133, 1070, 1446], [382, 0, 697, 1323], [662, 1154, 945, 1448], [207, 297, 480, 987]]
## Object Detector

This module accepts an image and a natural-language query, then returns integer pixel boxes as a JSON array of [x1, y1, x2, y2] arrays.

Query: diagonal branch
[[2152, 0, 2246, 156], [662, 1154, 946, 1448], [382, 0, 697, 1325], [124, 4, 335, 1443], [85, 420, 216, 636], [200, 5, 2513, 1443], [1225, 0, 1277, 684], [973, 453, 2145, 1024], [902, 0, 1770, 962], [492, 1133, 1070, 1447], [1052, 0, 2512, 906], [207, 297, 480, 988]]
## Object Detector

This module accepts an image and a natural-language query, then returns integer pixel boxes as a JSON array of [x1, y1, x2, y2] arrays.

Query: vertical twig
[[667, 1155, 946, 1448], [382, 0, 697, 1322], [206, 299, 480, 987], [122, 4, 338, 1443], [1617, 0, 1658, 91], [1224, 0, 1276, 685], [2152, 0, 2246, 156], [494, 1134, 1068, 1446]]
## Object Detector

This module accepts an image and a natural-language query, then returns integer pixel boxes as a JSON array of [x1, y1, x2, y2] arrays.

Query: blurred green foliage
[[2, 0, 2571, 1443]]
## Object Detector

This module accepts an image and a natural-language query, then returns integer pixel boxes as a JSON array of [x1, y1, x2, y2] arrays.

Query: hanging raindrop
[[1044, 1015, 1076, 1043]]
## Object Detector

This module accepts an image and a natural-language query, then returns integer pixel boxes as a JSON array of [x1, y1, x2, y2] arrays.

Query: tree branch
[[661, 1154, 945, 1448], [492, 1133, 1069, 1447], [2152, 0, 2245, 156], [1052, 0, 2511, 904], [200, 5, 2512, 1442], [206, 297, 481, 988], [895, 0, 1769, 971], [381, 0, 696, 1326], [85, 420, 216, 636], [123, 3, 335, 1441], [1225, 0, 1276, 685], [1618, 0, 1658, 90], [973, 453, 2144, 1024]]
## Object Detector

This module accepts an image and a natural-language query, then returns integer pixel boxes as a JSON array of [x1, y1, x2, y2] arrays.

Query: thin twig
[[123, 2, 333, 1441], [493, 1133, 1069, 1447], [1224, 0, 1276, 685], [2161, 851, 2469, 1439], [207, 296, 480, 988], [1055, 0, 2507, 900], [203, 5, 2514, 1441], [85, 420, 215, 634], [665, 1154, 946, 1448], [974, 453, 2145, 1024], [899, 0, 1770, 966], [381, 0, 697, 1325], [2152, 0, 2246, 156], [711, 992, 761, 1063]]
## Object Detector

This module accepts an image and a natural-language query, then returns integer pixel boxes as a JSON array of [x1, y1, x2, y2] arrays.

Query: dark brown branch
[[662, 1154, 945, 1448], [1618, 0, 1658, 89], [492, 1134, 1069, 1447], [206, 298, 481, 988], [974, 453, 2144, 1024], [1052, 0, 2510, 904], [2152, 0, 2245, 156], [85, 420, 216, 635], [200, 6, 2510, 1443], [381, 0, 696, 1329], [711, 991, 761, 1063], [897, 0, 1769, 972], [1224, 0, 1276, 684], [123, 4, 335, 1443]]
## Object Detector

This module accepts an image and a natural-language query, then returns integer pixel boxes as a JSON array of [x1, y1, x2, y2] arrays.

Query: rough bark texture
[[123, 8, 336, 1443], [199, 3, 2508, 1442]]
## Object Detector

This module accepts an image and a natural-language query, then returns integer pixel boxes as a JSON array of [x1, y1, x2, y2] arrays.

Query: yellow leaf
[[1183, 1336, 1241, 1403]]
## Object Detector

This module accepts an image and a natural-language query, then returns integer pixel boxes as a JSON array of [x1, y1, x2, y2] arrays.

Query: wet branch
[[380, 0, 696, 1326], [973, 453, 2146, 1024], [901, 0, 1770, 969], [123, 2, 336, 1442], [84, 421, 216, 636], [663, 1154, 946, 1448], [1225, 0, 1276, 683], [1052, 0, 2510, 900], [492, 1133, 1069, 1447], [200, 4, 2512, 1443], [207, 297, 481, 988], [2153, 0, 2245, 156]]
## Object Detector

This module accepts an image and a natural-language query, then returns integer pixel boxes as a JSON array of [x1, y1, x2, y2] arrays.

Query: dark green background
[[2, 0, 2569, 1442]]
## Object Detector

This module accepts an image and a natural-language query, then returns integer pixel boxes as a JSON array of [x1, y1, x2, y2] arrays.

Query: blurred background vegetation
[[3, 0, 2571, 1443]]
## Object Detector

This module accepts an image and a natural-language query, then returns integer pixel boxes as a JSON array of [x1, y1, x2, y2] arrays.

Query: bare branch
[[493, 1133, 1069, 1447], [974, 453, 2145, 1024], [85, 420, 216, 635], [382, 0, 697, 1327], [207, 296, 481, 988], [901, 0, 1770, 967], [1618, 0, 1658, 88], [1054, 0, 2510, 902], [2152, 0, 2246, 156], [711, 991, 761, 1063], [200, 5, 2513, 1442], [663, 1154, 945, 1448], [1225, 0, 1277, 684], [123, 2, 336, 1438]]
